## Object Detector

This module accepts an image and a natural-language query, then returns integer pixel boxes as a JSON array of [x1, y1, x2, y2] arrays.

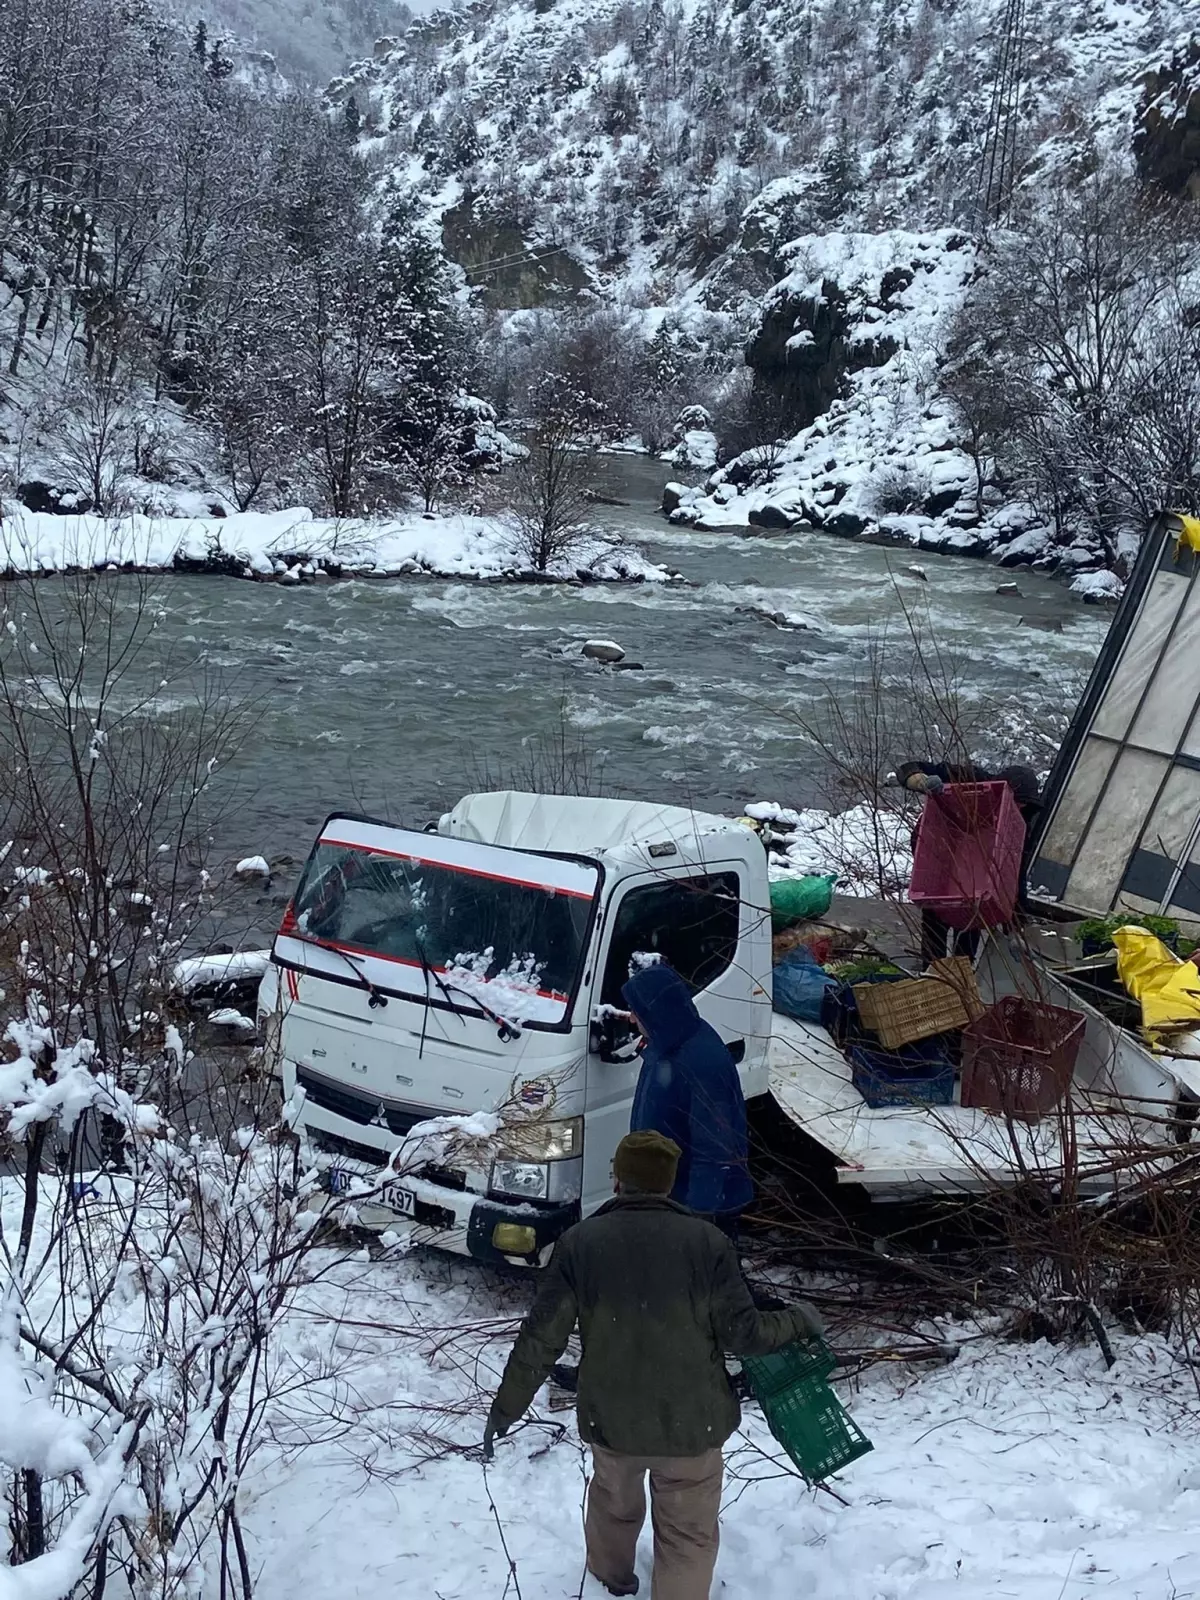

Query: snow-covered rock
[[172, 951, 271, 994], [662, 428, 718, 471], [234, 856, 271, 882], [207, 1008, 258, 1034], [581, 639, 626, 663], [1071, 570, 1126, 604]]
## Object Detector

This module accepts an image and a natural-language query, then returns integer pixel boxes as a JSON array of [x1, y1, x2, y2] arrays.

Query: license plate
[[378, 1181, 416, 1218]]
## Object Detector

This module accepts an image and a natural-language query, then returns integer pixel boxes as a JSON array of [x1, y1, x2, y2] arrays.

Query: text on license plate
[[378, 1181, 416, 1218]]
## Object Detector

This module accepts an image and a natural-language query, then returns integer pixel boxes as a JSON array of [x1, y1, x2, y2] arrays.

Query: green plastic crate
[[740, 1338, 836, 1396], [756, 1374, 873, 1484]]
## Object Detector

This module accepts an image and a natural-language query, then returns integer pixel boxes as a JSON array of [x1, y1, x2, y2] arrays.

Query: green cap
[[612, 1130, 682, 1195]]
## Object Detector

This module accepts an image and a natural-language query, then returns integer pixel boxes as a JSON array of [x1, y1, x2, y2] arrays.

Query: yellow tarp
[[1171, 513, 1200, 560], [1111, 926, 1200, 1042]]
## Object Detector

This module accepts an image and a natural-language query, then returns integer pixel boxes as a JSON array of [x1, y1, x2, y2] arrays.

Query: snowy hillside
[[342, 0, 1185, 301], [334, 0, 1200, 584]]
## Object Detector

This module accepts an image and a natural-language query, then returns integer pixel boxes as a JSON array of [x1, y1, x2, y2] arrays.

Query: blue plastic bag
[[772, 946, 836, 1022]]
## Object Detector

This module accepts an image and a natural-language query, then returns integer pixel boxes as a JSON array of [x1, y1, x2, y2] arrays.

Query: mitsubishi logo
[[369, 1102, 390, 1129]]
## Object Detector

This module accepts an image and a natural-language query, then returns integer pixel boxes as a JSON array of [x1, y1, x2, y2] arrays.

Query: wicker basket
[[852, 956, 984, 1050]]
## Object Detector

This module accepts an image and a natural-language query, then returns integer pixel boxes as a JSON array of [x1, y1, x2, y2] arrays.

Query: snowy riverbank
[[0, 505, 676, 585]]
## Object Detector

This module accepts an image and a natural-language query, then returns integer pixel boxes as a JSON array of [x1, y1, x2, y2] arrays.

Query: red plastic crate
[[961, 995, 1085, 1120], [909, 782, 1026, 930]]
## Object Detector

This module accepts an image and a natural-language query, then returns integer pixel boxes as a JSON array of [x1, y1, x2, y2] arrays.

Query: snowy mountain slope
[[340, 0, 1188, 307], [331, 0, 1198, 585]]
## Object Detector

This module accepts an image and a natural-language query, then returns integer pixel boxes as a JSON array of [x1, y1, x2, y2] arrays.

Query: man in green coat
[[485, 1131, 823, 1600]]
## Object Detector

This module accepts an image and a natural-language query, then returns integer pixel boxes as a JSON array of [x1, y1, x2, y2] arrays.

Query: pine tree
[[448, 112, 481, 167], [814, 125, 861, 224], [208, 40, 233, 80], [344, 95, 362, 136], [375, 206, 468, 510], [192, 19, 208, 61]]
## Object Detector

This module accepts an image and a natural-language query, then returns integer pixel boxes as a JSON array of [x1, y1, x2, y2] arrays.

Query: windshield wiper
[[435, 976, 521, 1042], [415, 941, 519, 1041], [306, 937, 388, 1009], [415, 939, 463, 1060]]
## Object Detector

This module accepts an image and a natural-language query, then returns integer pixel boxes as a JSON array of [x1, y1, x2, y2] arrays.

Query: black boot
[[590, 1569, 639, 1596]]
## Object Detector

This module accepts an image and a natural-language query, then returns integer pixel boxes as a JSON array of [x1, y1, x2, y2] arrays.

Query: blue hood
[[622, 964, 703, 1055]]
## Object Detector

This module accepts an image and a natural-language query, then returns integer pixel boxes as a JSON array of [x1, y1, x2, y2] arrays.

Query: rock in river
[[582, 639, 626, 663]]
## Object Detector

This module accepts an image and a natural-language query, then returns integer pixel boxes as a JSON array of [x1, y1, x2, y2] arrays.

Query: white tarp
[[441, 791, 746, 867]]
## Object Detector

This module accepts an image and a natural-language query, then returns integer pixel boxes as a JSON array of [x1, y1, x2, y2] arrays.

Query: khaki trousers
[[585, 1444, 723, 1600]]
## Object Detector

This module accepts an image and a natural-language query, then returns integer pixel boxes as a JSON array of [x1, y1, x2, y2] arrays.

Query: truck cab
[[263, 793, 771, 1264]]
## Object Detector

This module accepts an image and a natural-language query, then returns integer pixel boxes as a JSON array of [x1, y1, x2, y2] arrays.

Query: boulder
[[582, 639, 626, 663], [661, 482, 686, 515], [234, 855, 271, 882], [1019, 616, 1064, 633], [996, 581, 1022, 596], [17, 481, 93, 515], [924, 487, 962, 518], [748, 504, 801, 530], [823, 510, 868, 538]]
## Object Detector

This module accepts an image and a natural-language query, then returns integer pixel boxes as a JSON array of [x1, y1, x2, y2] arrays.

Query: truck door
[[583, 865, 755, 1210]]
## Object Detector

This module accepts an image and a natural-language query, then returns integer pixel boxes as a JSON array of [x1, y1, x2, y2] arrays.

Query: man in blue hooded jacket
[[621, 963, 754, 1228]]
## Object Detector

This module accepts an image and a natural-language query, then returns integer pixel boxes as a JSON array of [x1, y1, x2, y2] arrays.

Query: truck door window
[[601, 872, 741, 1005]]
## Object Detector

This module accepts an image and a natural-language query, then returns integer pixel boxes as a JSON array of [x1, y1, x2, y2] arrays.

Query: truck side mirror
[[590, 1012, 641, 1064]]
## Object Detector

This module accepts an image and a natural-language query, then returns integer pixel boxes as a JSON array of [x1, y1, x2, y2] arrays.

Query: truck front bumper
[[353, 1172, 578, 1266]]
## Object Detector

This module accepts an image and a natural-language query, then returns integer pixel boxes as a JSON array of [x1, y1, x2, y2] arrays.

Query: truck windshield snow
[[286, 837, 596, 1026]]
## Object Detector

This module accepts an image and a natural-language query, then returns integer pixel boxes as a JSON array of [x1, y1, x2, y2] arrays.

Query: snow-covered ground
[[245, 1247, 1200, 1600], [745, 800, 914, 897], [0, 506, 674, 584]]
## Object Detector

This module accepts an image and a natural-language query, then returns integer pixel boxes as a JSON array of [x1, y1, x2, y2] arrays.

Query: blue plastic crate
[[849, 1039, 956, 1108]]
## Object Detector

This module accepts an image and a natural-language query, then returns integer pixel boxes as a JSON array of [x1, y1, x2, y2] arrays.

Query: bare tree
[[46, 354, 142, 513], [293, 259, 391, 517], [0, 570, 248, 1091], [502, 391, 599, 573], [953, 169, 1200, 571]]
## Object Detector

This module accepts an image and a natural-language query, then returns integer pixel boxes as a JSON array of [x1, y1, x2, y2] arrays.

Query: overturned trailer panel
[[1032, 513, 1200, 928]]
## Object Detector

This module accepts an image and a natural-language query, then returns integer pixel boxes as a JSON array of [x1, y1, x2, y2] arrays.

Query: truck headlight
[[502, 1115, 583, 1163], [489, 1160, 550, 1201]]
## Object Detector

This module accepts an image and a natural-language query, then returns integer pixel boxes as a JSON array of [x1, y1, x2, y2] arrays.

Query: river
[[151, 455, 1106, 892]]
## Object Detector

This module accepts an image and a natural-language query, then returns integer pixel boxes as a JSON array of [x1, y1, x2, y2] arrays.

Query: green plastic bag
[[770, 873, 836, 931]]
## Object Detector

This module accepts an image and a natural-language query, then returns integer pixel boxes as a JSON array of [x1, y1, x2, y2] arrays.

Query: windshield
[[282, 828, 598, 1027]]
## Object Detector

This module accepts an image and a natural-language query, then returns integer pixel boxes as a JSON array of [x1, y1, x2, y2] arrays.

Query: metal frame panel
[[1031, 519, 1200, 919]]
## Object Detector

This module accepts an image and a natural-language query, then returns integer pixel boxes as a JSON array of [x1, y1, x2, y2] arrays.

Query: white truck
[[261, 794, 774, 1264], [260, 794, 1200, 1264]]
